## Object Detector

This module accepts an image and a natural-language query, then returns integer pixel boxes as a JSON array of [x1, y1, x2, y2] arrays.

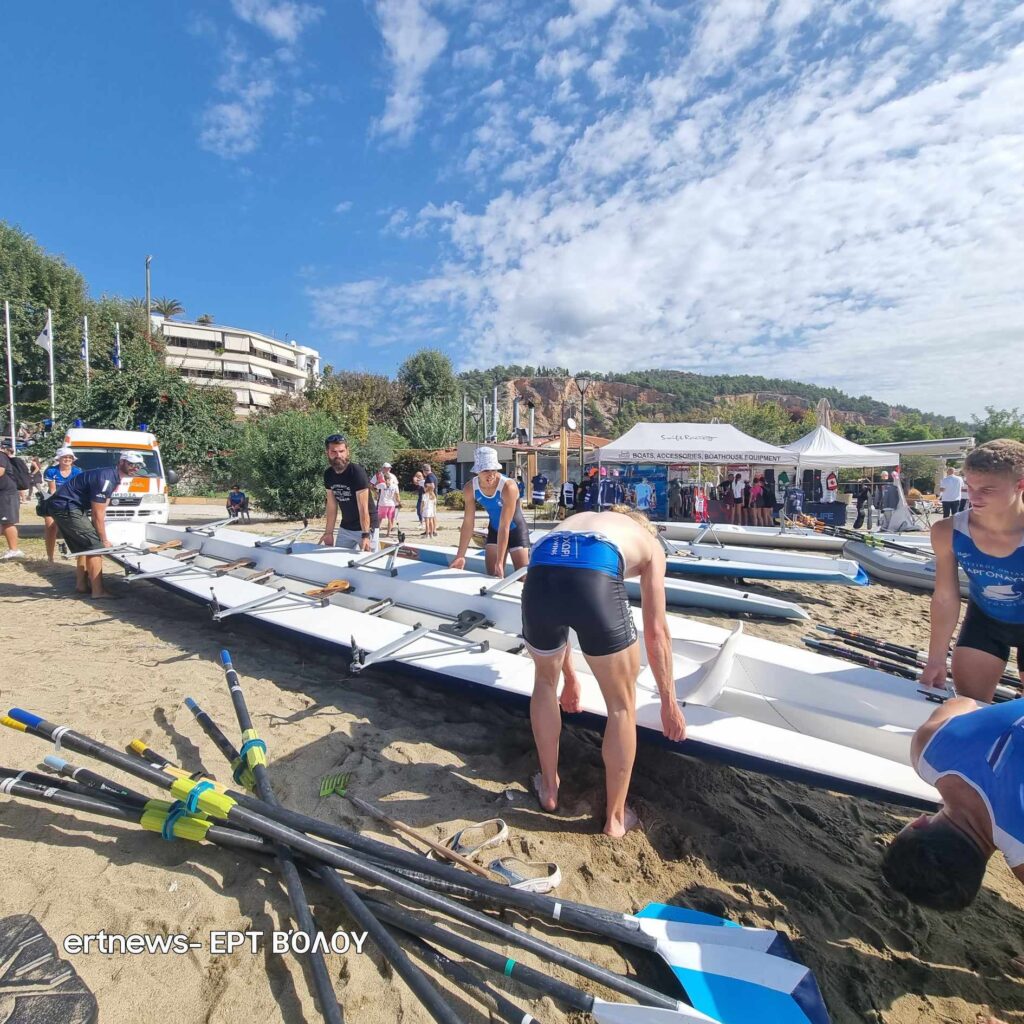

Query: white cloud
[[229, 0, 324, 45], [334, 200, 353, 214], [199, 101, 265, 158], [374, 0, 449, 143], [452, 44, 492, 70], [316, 2, 1024, 417]]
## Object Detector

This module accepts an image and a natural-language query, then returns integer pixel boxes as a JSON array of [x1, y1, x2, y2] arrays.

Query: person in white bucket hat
[[451, 446, 530, 577], [42, 446, 82, 562]]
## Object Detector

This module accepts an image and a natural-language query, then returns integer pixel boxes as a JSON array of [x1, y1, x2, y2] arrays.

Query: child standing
[[421, 479, 438, 538]]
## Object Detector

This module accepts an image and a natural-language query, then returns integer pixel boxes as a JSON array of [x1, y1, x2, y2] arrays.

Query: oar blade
[[658, 944, 830, 1024], [592, 998, 722, 1024], [636, 904, 795, 960]]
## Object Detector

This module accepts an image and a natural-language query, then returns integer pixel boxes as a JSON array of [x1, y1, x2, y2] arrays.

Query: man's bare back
[[545, 510, 657, 578]]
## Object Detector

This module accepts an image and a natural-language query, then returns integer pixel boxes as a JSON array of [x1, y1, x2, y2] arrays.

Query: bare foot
[[532, 772, 559, 813], [559, 680, 582, 714], [76, 585, 89, 594], [89, 590, 119, 600], [603, 804, 642, 839]]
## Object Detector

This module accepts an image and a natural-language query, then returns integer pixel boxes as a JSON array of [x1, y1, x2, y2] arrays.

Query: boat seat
[[438, 609, 494, 637]]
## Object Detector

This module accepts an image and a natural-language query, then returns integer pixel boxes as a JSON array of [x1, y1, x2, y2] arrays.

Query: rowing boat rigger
[[105, 524, 943, 809]]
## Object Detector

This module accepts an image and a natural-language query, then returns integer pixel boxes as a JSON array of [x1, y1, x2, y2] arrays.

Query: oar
[[184, 697, 254, 790], [400, 934, 543, 1024], [184, 696, 685, 1012], [4, 708, 823, 1021], [367, 898, 721, 1024], [216, 651, 464, 1024], [817, 625, 1022, 690], [802, 638, 921, 680]]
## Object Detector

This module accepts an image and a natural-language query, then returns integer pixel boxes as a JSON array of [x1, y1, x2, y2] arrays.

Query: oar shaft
[[43, 755, 150, 808], [184, 697, 251, 788], [217, 654, 345, 1024], [4, 708, 655, 952], [367, 899, 594, 1013]]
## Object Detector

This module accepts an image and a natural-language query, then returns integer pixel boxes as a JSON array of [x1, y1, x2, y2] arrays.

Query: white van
[[62, 428, 176, 542]]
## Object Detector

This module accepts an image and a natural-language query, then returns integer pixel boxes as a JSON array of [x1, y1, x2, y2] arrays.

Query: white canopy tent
[[594, 422, 792, 465], [784, 425, 900, 469]]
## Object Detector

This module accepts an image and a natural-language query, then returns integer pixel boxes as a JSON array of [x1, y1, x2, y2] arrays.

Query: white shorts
[[334, 527, 380, 552]]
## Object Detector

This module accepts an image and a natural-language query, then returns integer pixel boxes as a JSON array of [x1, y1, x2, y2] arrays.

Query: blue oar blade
[[660, 944, 830, 1024], [636, 904, 796, 961]]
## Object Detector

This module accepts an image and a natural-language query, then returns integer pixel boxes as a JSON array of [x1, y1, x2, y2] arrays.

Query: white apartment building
[[158, 318, 321, 417]]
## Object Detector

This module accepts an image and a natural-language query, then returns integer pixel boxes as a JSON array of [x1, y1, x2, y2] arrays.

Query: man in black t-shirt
[[318, 434, 380, 552]]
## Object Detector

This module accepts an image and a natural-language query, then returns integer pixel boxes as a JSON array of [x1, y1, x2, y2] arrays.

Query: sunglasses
[[325, 434, 348, 446]]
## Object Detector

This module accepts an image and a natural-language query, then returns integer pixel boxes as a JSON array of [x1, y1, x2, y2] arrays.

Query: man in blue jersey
[[48, 450, 147, 598], [922, 440, 1024, 700], [521, 507, 687, 838], [881, 695, 1023, 979]]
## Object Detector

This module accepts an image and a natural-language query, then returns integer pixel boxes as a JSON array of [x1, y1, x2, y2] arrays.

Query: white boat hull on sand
[[124, 525, 941, 808], [656, 521, 932, 553], [844, 540, 969, 596]]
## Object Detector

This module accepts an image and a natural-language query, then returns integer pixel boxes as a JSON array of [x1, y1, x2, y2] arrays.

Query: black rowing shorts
[[956, 600, 1024, 672], [485, 519, 530, 551], [521, 565, 638, 658]]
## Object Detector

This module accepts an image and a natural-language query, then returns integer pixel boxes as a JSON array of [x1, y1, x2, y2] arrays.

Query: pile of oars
[[804, 625, 1023, 702], [0, 650, 732, 1024], [786, 515, 929, 556]]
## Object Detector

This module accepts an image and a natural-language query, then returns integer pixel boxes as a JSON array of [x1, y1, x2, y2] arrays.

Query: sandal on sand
[[488, 856, 562, 893], [437, 818, 509, 860]]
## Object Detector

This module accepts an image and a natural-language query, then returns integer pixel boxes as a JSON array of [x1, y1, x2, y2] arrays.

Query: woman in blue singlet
[[450, 446, 530, 578], [924, 439, 1024, 701], [43, 446, 82, 562]]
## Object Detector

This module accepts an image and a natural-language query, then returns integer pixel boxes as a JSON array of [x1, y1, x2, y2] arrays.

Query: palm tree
[[196, 313, 215, 325], [152, 297, 185, 318]]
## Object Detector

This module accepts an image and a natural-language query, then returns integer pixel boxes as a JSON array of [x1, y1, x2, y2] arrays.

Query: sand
[[1, 506, 1022, 1024]]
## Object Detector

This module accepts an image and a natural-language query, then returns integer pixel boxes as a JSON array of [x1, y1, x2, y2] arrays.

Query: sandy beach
[[2, 506, 1022, 1024]]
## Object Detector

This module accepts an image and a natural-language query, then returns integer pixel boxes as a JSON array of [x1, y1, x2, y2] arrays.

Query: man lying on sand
[[922, 439, 1024, 700], [520, 508, 687, 838], [882, 695, 1024, 979]]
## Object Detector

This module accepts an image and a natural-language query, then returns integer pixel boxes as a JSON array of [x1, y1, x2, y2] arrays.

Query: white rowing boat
[[655, 521, 932, 553], [843, 540, 969, 596], [116, 524, 942, 809], [417, 539, 808, 620]]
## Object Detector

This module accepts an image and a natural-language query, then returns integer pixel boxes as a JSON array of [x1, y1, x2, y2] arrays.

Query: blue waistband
[[529, 532, 623, 578]]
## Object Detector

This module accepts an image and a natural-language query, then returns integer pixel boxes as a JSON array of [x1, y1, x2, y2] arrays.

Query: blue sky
[[2, 1, 1022, 418]]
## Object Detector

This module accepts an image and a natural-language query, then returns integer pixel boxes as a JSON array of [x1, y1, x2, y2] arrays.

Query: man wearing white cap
[[42, 446, 82, 562], [47, 450, 146, 597], [451, 446, 530, 577]]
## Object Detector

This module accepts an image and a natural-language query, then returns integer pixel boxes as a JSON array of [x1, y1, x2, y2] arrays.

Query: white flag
[[35, 320, 52, 355]]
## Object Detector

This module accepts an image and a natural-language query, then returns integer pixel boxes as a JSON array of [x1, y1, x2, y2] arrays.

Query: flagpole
[[47, 308, 55, 422], [4, 301, 15, 452], [82, 314, 90, 386], [113, 321, 122, 370]]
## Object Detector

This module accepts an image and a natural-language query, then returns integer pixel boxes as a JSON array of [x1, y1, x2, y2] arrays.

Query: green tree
[[397, 349, 457, 404], [232, 410, 336, 520], [56, 333, 239, 469], [0, 222, 88, 422], [402, 397, 462, 449], [307, 371, 408, 432], [707, 397, 810, 445], [970, 407, 1024, 445], [359, 423, 407, 471], [152, 297, 184, 318], [196, 313, 215, 325], [890, 412, 937, 442]]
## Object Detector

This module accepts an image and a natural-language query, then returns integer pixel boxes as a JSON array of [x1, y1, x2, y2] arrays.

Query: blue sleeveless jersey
[[952, 510, 1024, 623], [918, 699, 1024, 868], [529, 531, 623, 579], [473, 474, 526, 531]]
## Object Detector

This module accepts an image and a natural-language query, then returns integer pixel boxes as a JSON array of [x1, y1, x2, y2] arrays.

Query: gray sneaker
[[1, 549, 26, 560]]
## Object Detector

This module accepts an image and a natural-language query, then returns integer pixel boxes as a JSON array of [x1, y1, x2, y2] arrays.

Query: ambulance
[[62, 428, 177, 543]]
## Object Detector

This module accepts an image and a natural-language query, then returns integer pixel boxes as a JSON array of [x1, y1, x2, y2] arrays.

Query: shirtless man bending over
[[520, 507, 687, 838]]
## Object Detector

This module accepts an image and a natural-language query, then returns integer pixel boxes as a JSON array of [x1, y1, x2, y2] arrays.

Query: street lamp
[[573, 374, 592, 476]]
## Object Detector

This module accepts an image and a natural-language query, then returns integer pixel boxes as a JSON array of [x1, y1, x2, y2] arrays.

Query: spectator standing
[[43, 447, 82, 561], [376, 462, 401, 539], [421, 477, 438, 538], [749, 475, 764, 526], [853, 479, 871, 530], [412, 470, 425, 524], [668, 479, 682, 520], [938, 466, 963, 518], [0, 445, 25, 560]]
